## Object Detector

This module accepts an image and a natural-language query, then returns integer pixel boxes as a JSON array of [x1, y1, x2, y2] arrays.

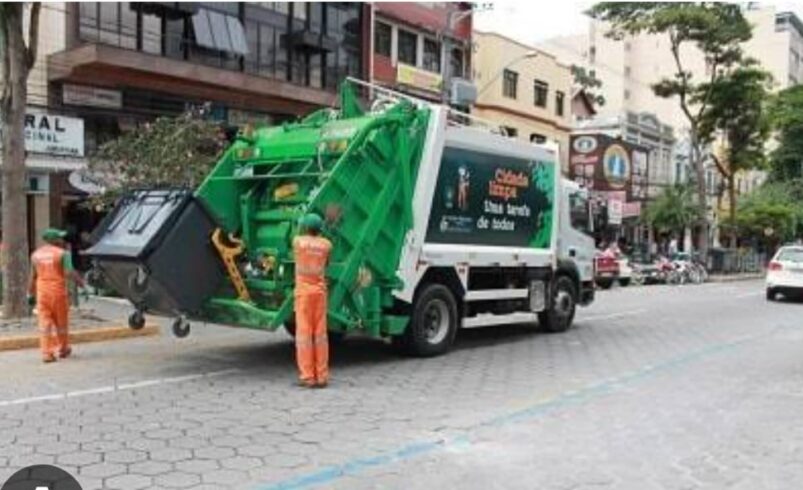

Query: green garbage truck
[[85, 80, 596, 356]]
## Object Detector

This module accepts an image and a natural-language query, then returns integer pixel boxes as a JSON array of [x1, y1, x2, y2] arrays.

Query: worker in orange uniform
[[28, 228, 85, 363], [293, 213, 332, 388]]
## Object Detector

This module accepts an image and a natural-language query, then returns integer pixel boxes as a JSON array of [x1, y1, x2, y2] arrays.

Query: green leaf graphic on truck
[[426, 147, 554, 248]]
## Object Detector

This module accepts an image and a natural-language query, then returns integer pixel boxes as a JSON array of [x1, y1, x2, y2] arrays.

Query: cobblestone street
[[0, 280, 801, 489]]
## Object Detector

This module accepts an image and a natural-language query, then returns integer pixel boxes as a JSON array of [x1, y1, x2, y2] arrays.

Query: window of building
[[142, 11, 162, 54], [375, 21, 391, 57], [533, 79, 548, 108], [589, 45, 596, 63], [624, 66, 631, 77], [79, 3, 137, 49], [324, 3, 363, 90], [450, 47, 464, 78], [503, 69, 518, 99], [423, 38, 441, 73], [292, 2, 307, 21], [624, 41, 631, 51], [397, 29, 418, 65], [191, 8, 248, 56], [503, 126, 518, 137], [530, 133, 546, 144], [624, 89, 631, 100], [555, 90, 565, 116]]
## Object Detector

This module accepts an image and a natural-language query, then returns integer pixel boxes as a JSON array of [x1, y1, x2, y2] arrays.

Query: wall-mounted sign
[[63, 84, 122, 109], [569, 133, 649, 202], [0, 113, 84, 157], [397, 63, 443, 93], [68, 170, 105, 195]]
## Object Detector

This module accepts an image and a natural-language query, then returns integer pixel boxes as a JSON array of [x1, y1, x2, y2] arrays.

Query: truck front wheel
[[538, 276, 577, 333], [401, 284, 458, 357]]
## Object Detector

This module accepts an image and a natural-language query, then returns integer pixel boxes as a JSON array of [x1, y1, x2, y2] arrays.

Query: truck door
[[560, 184, 595, 283]]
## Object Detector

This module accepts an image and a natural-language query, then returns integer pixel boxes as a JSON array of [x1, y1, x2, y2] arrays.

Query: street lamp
[[476, 51, 539, 97]]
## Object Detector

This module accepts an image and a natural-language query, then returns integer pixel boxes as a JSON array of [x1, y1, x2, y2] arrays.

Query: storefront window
[[398, 29, 417, 66], [423, 38, 440, 73]]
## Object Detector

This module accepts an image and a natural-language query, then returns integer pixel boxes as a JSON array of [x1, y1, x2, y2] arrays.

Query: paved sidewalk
[[0, 297, 158, 350]]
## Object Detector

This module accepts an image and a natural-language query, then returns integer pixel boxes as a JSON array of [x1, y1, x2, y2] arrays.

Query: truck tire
[[538, 275, 576, 333], [401, 284, 458, 357], [619, 278, 631, 287], [595, 278, 614, 289]]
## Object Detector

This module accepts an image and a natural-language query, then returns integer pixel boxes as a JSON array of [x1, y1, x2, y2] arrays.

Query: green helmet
[[42, 228, 67, 242], [299, 213, 323, 232]]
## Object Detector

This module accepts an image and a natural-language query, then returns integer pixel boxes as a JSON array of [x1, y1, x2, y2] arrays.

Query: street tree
[[0, 3, 40, 317], [696, 63, 772, 245], [88, 109, 228, 205], [729, 184, 799, 250], [571, 65, 605, 107], [768, 84, 803, 181], [643, 184, 702, 240], [588, 2, 753, 257]]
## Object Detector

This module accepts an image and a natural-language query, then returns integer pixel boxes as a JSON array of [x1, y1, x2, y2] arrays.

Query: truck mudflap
[[84, 189, 225, 317]]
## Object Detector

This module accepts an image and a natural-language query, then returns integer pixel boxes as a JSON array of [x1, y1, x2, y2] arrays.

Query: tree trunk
[[727, 173, 737, 248], [690, 127, 709, 258], [1, 5, 31, 318]]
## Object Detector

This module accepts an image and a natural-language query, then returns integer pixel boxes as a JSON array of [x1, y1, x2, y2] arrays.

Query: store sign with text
[[0, 113, 84, 157], [569, 133, 649, 202], [63, 84, 122, 109], [397, 63, 443, 93]]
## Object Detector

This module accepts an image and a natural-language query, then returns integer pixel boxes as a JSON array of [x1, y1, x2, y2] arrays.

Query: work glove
[[26, 294, 36, 307]]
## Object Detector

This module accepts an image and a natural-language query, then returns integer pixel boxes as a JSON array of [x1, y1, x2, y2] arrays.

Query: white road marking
[[578, 309, 647, 323], [0, 368, 241, 409]]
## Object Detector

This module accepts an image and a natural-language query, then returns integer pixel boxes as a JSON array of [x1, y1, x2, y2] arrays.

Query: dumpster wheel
[[172, 317, 191, 338], [128, 310, 146, 330]]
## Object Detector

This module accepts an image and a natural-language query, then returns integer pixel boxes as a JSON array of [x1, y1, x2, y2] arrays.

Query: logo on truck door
[[427, 147, 554, 248]]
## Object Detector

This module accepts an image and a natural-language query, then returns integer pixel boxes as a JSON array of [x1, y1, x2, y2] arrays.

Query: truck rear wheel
[[401, 284, 458, 357], [538, 275, 576, 333]]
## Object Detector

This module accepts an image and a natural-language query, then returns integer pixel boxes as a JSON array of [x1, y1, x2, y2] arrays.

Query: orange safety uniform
[[31, 244, 71, 360], [292, 235, 332, 386]]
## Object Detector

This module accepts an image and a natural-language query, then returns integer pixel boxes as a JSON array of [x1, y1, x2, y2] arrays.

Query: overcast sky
[[473, 1, 803, 46]]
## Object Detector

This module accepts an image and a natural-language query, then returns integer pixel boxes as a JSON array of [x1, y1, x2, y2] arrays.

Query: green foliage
[[88, 111, 227, 204], [570, 65, 606, 106], [768, 85, 803, 180], [589, 2, 754, 253], [726, 179, 803, 244], [643, 184, 702, 235], [696, 64, 772, 175]]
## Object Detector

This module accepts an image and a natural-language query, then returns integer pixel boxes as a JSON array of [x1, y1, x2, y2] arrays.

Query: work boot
[[315, 380, 329, 389], [296, 380, 316, 389], [42, 355, 57, 363], [59, 347, 72, 359]]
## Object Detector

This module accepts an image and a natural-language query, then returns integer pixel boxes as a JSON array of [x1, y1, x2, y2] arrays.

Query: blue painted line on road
[[255, 329, 777, 490]]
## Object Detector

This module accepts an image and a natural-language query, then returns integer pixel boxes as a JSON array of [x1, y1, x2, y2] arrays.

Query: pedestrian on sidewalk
[[28, 228, 85, 363], [292, 213, 332, 388]]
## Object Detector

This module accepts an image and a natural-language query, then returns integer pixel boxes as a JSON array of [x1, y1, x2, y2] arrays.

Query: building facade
[[370, 2, 472, 102], [28, 2, 368, 249], [574, 111, 677, 198], [472, 31, 573, 170], [541, 6, 803, 133]]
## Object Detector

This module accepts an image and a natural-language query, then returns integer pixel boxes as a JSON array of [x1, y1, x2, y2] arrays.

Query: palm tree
[[643, 184, 702, 243]]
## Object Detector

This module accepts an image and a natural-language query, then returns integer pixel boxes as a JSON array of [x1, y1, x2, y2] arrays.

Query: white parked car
[[766, 246, 803, 301]]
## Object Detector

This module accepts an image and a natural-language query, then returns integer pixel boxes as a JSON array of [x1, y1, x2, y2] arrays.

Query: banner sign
[[426, 147, 555, 248], [569, 133, 649, 201], [397, 63, 443, 93]]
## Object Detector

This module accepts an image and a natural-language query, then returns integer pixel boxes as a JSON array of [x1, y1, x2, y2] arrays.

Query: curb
[[708, 274, 765, 283], [0, 325, 160, 352]]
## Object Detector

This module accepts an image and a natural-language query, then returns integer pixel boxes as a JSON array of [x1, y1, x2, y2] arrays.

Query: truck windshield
[[569, 191, 592, 234]]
